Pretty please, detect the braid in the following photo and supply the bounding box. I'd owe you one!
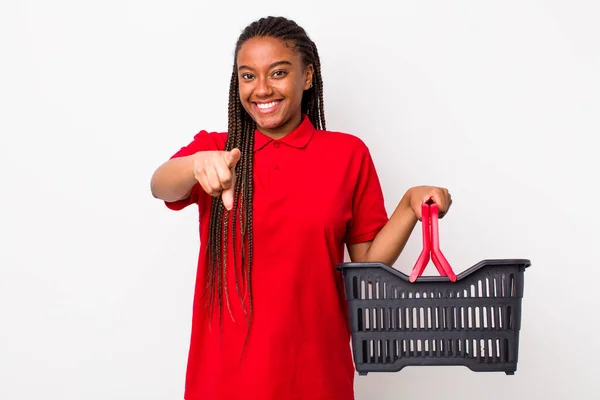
[205,15,326,340]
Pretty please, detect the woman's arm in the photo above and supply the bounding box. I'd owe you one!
[347,186,452,266]
[150,149,241,209]
[151,155,198,202]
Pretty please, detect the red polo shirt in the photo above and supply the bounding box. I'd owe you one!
[165,115,388,400]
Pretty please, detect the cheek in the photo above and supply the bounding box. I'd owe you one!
[237,88,253,113]
[238,87,249,103]
[279,81,304,104]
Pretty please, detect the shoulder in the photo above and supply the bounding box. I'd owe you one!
[312,129,381,176]
[189,130,228,150]
[314,129,370,154]
[170,130,228,159]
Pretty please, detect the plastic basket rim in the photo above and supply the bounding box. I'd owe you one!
[337,259,531,283]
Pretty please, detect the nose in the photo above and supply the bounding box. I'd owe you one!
[255,77,273,98]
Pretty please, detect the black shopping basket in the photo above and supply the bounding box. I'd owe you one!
[338,203,531,375]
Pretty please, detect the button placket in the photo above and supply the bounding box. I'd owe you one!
[273,141,281,171]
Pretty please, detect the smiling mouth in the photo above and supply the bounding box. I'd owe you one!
[254,100,281,114]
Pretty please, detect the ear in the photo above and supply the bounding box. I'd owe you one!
[303,64,314,90]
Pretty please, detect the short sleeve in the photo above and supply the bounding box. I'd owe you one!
[164,130,227,211]
[345,146,389,245]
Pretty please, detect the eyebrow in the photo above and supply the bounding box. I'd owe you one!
[238,60,293,71]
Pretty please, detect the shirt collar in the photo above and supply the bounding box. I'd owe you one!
[254,114,315,152]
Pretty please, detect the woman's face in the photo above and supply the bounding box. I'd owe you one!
[236,36,314,138]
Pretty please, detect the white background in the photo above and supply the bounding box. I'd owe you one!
[1,1,598,399]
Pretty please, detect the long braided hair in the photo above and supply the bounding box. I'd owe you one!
[205,16,327,332]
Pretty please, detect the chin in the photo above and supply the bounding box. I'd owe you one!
[254,113,286,130]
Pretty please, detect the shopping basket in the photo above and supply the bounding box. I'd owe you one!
[338,203,531,375]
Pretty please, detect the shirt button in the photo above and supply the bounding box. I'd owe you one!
[273,142,280,148]
[274,165,279,170]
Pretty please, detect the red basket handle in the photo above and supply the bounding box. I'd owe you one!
[409,203,457,282]
[409,203,432,281]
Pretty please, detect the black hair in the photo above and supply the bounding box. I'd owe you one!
[205,16,327,339]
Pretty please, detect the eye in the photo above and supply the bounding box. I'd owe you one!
[272,70,287,78]
[240,73,254,80]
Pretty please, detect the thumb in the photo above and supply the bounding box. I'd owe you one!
[224,148,241,169]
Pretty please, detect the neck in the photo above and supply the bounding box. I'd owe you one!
[258,113,303,140]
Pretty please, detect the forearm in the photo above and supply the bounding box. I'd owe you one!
[150,155,197,202]
[364,189,418,265]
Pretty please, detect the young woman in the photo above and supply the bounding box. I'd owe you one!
[151,15,452,400]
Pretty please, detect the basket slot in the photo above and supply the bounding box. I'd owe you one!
[488,339,496,361]
[493,338,500,361]
[359,278,365,299]
[357,308,363,331]
[427,307,433,329]
[413,308,419,329]
[496,306,503,329]
[396,307,402,330]
[360,277,368,300]
[493,338,500,362]
[502,273,512,297]
[411,307,417,330]
[494,274,499,297]
[466,307,470,327]
[510,274,516,297]
[481,307,486,329]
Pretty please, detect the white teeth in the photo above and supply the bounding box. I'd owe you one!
[257,101,279,109]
